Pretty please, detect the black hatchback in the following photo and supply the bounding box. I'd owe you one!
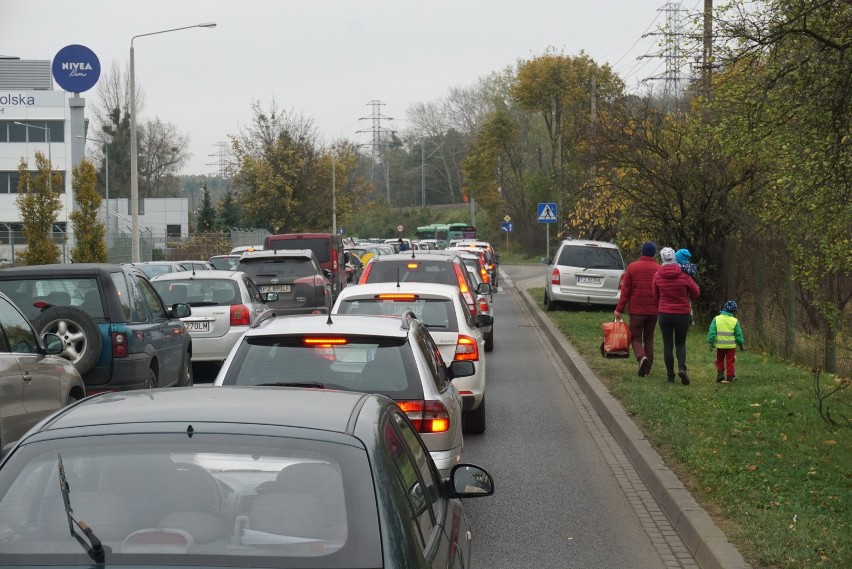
[238,249,330,314]
[0,264,193,394]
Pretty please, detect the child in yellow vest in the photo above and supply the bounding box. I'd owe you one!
[707,300,745,383]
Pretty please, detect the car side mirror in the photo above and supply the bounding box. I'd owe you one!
[476,314,494,328]
[172,303,192,318]
[444,464,494,497]
[42,333,63,355]
[476,282,492,295]
[541,257,552,265]
[265,293,279,302]
[323,269,333,279]
[447,360,475,380]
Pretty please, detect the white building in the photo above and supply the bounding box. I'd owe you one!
[0,56,188,263]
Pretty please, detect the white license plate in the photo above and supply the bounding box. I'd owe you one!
[577,276,603,285]
[185,321,210,333]
[260,285,291,293]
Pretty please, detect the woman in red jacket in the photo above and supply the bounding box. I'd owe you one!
[614,242,660,377]
[652,247,700,384]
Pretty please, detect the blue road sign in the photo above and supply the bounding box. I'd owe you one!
[537,203,557,223]
[501,221,513,232]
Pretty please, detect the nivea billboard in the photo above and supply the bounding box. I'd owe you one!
[52,44,100,92]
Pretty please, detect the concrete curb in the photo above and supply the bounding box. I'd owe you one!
[514,283,750,569]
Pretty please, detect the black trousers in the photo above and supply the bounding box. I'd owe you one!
[658,313,691,380]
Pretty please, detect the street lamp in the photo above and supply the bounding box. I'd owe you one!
[77,135,109,230]
[129,21,216,262]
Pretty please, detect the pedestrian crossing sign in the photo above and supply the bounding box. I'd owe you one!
[537,203,557,223]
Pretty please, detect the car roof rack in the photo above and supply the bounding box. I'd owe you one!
[251,309,278,329]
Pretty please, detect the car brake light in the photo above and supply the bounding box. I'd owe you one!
[359,262,373,284]
[230,304,251,326]
[376,294,418,301]
[112,331,128,358]
[479,298,489,312]
[480,267,490,283]
[453,265,470,294]
[397,400,451,433]
[304,337,349,345]
[551,268,561,285]
[332,250,339,272]
[454,335,479,362]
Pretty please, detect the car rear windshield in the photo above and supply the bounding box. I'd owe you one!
[267,238,331,263]
[208,256,240,270]
[153,279,240,307]
[336,297,458,332]
[0,433,381,567]
[365,260,458,286]
[557,246,624,270]
[238,257,317,280]
[221,336,424,399]
[136,264,179,278]
[0,278,104,320]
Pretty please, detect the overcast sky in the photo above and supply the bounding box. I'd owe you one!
[2,0,700,175]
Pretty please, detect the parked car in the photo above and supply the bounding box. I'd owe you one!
[151,270,269,365]
[176,260,212,272]
[237,249,330,315]
[207,255,242,271]
[0,388,493,566]
[213,312,477,476]
[230,245,264,255]
[543,239,626,310]
[124,261,188,279]
[0,264,193,393]
[0,292,85,451]
[333,283,492,433]
[455,253,495,352]
[263,233,347,301]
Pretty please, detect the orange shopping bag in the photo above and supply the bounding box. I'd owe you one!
[600,319,632,359]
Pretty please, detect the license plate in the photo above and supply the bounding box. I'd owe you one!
[185,321,210,333]
[260,285,291,293]
[577,276,603,285]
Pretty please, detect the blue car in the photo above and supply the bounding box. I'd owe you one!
[0,263,193,393]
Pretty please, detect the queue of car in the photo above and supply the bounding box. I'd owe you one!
[0,236,501,568]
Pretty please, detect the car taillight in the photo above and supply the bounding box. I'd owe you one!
[480,267,490,283]
[397,400,451,433]
[479,297,489,313]
[112,331,128,358]
[454,335,479,361]
[230,304,251,326]
[551,268,561,285]
[359,262,373,284]
[332,250,339,272]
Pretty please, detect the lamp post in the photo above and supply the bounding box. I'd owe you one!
[129,21,216,262]
[77,135,109,230]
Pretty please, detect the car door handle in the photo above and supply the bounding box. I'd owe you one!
[23,371,32,382]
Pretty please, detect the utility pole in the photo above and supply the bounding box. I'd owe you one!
[702,0,713,98]
[421,140,426,207]
[357,100,395,205]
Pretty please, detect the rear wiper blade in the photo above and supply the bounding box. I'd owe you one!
[256,381,326,389]
[57,454,107,564]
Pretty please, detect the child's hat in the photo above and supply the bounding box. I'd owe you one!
[675,249,692,265]
[660,247,676,263]
[723,300,738,313]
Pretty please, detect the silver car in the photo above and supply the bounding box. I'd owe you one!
[0,292,85,452]
[543,239,626,310]
[213,313,474,478]
[151,271,269,364]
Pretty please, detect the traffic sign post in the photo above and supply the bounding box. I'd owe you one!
[537,203,557,260]
[500,221,513,254]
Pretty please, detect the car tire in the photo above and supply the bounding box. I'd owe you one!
[463,399,486,434]
[544,290,558,312]
[33,306,103,375]
[180,351,193,387]
[144,368,157,390]
[484,329,494,352]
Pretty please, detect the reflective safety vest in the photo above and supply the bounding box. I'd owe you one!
[713,314,738,348]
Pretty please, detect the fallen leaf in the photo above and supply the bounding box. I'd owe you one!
[751,403,761,407]
[824,440,837,446]
[780,433,788,442]
[745,464,758,471]
[753,412,761,417]
[567,536,574,541]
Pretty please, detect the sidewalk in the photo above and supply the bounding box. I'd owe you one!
[508,271,750,569]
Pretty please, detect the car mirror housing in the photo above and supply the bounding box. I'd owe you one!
[42,333,63,355]
[448,360,475,379]
[476,282,492,295]
[476,314,494,328]
[444,464,494,497]
[172,303,192,318]
[541,257,552,265]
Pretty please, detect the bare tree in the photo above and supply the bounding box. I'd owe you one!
[138,118,190,198]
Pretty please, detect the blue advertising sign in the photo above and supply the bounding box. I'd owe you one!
[52,44,101,93]
[537,202,557,223]
[501,221,513,232]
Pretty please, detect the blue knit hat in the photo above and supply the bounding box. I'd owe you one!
[723,300,738,313]
[675,248,692,265]
[640,242,657,257]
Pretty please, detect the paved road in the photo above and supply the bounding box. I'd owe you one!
[460,264,698,568]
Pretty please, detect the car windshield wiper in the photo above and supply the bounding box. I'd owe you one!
[256,381,326,389]
[57,454,107,564]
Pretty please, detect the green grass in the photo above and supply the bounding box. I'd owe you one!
[528,288,851,569]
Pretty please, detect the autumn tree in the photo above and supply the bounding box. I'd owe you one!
[195,185,217,233]
[16,152,63,265]
[217,189,241,228]
[70,159,107,262]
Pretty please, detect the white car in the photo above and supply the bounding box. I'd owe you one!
[333,282,491,434]
[151,270,269,364]
[543,239,626,310]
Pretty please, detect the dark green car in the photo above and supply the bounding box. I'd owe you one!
[0,387,493,567]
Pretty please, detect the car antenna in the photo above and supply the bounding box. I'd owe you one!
[326,278,334,325]
[396,266,401,288]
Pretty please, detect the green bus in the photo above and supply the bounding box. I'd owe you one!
[446,223,476,243]
[415,224,450,248]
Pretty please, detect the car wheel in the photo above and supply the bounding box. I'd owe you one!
[33,306,103,375]
[484,329,494,352]
[144,368,157,390]
[544,290,557,312]
[463,399,486,434]
[180,352,193,387]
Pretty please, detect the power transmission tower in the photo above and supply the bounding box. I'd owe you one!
[357,100,396,204]
[639,2,689,108]
[206,141,230,180]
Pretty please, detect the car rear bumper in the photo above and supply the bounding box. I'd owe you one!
[190,328,248,362]
[548,283,620,306]
[451,366,485,409]
[84,353,151,393]
[430,445,463,479]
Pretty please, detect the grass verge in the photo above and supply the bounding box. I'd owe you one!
[528,287,850,569]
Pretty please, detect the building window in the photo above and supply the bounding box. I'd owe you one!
[8,122,27,142]
[0,171,65,194]
[166,224,182,239]
[0,121,64,143]
[127,197,145,216]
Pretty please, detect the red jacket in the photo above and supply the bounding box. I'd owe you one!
[616,255,660,315]
[652,263,700,314]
